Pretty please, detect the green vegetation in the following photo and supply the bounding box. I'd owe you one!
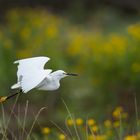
[0,100,140,140]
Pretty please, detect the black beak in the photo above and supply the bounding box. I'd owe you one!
[66,73,78,76]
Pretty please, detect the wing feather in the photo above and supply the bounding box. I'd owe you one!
[15,56,50,82]
[21,71,46,93]
[13,56,52,93]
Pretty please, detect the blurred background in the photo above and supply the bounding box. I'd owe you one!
[0,0,140,138]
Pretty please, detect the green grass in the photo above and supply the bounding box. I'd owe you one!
[0,97,140,140]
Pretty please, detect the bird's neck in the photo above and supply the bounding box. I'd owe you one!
[51,73,63,81]
[53,77,62,82]
[52,77,60,88]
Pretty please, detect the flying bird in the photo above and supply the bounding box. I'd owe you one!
[0,56,77,102]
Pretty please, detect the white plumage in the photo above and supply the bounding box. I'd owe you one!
[11,56,77,93]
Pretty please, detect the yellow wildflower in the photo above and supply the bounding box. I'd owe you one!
[110,34,127,48]
[76,118,83,126]
[112,106,123,119]
[103,43,113,54]
[67,119,74,126]
[92,125,99,133]
[45,24,58,38]
[124,135,137,140]
[128,23,140,40]
[87,119,96,126]
[59,134,66,140]
[104,120,112,128]
[88,135,95,140]
[0,96,7,103]
[96,135,107,140]
[67,34,83,56]
[42,127,50,135]
[113,121,120,128]
[88,135,107,140]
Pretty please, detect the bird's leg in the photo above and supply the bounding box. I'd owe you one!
[0,89,22,103]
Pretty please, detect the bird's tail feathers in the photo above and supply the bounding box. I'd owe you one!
[11,83,21,89]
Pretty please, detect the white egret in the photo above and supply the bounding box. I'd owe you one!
[0,56,77,102]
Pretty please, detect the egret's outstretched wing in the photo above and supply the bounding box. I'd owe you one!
[13,56,52,93]
[14,56,50,81]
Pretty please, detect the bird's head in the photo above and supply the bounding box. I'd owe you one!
[52,70,78,80]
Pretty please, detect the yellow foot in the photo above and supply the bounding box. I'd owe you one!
[0,96,7,103]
